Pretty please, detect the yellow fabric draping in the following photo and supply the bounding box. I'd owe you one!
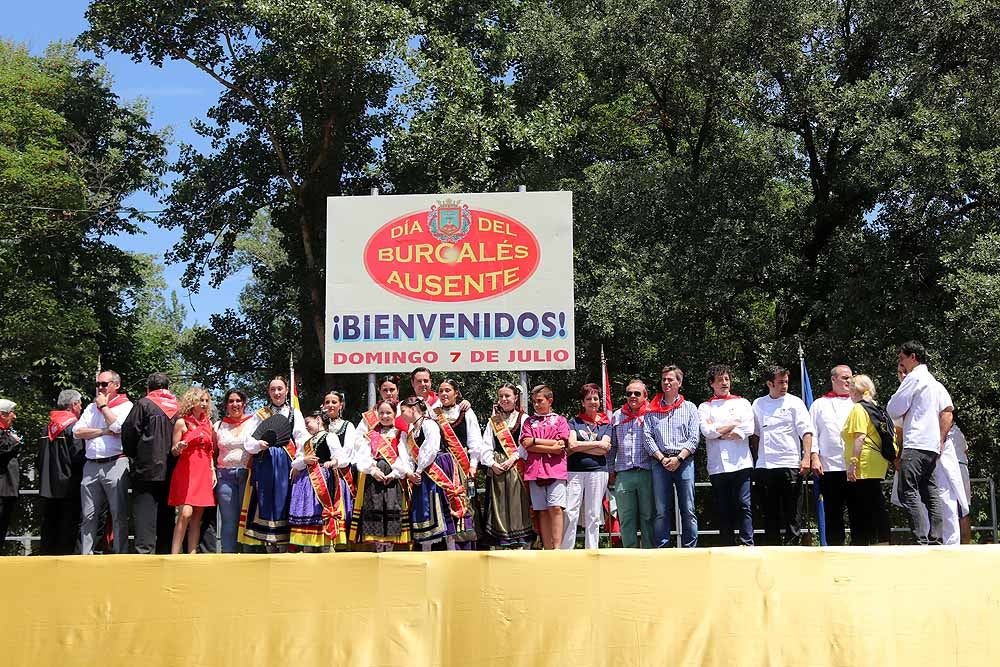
[1,546,996,666]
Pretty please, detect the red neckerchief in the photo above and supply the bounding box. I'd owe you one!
[823,392,851,399]
[576,411,610,425]
[106,393,129,409]
[48,410,78,441]
[704,394,742,402]
[183,413,213,445]
[619,400,649,423]
[648,393,685,414]
[222,414,253,426]
[145,389,178,419]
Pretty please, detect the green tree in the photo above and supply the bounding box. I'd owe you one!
[80,0,416,399]
[0,40,168,551]
[0,40,166,424]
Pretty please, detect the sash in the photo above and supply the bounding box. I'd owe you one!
[146,389,178,419]
[405,427,468,519]
[490,413,524,476]
[303,437,343,538]
[47,410,77,442]
[333,420,357,497]
[369,427,400,465]
[434,407,471,476]
[254,407,297,459]
[362,409,378,432]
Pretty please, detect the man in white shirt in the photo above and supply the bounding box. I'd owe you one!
[809,365,854,546]
[73,370,134,554]
[699,364,755,546]
[886,341,946,544]
[751,365,815,546]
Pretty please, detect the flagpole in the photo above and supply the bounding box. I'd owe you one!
[798,342,826,547]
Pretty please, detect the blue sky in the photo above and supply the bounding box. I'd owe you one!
[4,0,249,325]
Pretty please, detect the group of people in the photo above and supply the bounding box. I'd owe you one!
[0,340,972,554]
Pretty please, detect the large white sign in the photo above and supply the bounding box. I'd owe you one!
[325,191,575,373]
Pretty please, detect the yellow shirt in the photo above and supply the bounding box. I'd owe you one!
[841,403,889,480]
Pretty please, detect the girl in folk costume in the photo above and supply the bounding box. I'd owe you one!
[433,379,484,548]
[481,382,535,549]
[289,410,348,551]
[349,399,413,551]
[239,376,310,552]
[214,389,255,554]
[404,395,472,551]
[169,388,218,554]
[322,390,357,517]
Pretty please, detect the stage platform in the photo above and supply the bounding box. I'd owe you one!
[1,546,995,666]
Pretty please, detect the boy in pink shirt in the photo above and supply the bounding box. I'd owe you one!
[520,385,570,549]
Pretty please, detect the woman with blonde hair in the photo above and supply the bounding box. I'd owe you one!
[842,374,893,545]
[169,388,218,553]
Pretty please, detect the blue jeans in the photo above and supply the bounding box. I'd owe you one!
[215,468,248,553]
[650,457,698,547]
[710,468,754,546]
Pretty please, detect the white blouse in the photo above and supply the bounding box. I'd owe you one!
[354,425,413,479]
[214,418,256,469]
[480,411,528,467]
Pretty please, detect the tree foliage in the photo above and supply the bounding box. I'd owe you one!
[80,0,416,400]
[0,40,167,432]
[74,1,1000,532]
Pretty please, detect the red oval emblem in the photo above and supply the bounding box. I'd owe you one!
[363,202,541,302]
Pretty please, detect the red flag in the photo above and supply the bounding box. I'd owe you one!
[601,344,612,419]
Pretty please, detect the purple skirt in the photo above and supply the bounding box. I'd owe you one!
[288,467,353,526]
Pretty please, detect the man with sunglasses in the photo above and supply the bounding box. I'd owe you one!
[74,370,134,554]
[608,380,656,548]
[121,373,179,554]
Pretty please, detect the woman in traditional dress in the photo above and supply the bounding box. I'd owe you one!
[481,382,534,548]
[349,399,413,551]
[214,389,254,553]
[289,410,348,552]
[239,376,309,551]
[405,395,467,550]
[432,379,483,549]
[322,390,357,518]
[169,388,217,554]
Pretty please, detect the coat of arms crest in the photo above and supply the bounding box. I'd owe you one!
[428,199,472,243]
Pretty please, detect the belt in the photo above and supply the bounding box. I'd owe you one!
[87,453,126,464]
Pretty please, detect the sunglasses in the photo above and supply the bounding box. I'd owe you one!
[626,390,644,397]
[96,381,113,388]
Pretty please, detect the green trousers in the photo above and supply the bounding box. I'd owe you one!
[613,468,655,548]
